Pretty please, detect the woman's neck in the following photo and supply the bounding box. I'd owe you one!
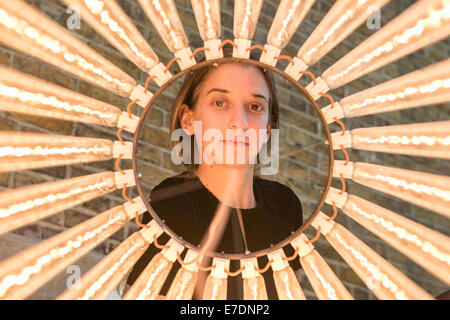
[194,164,256,209]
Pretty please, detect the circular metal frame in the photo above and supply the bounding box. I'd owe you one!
[132,56,334,260]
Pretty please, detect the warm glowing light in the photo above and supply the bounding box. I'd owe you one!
[137,0,188,53]
[0,172,120,235]
[331,59,450,118]
[202,258,229,300]
[319,0,450,90]
[234,0,263,39]
[261,0,315,65]
[341,194,450,285]
[0,66,124,127]
[57,220,164,300]
[123,239,184,300]
[166,250,199,300]
[268,250,306,300]
[349,121,450,159]
[191,0,221,41]
[267,0,315,49]
[298,0,391,66]
[0,131,116,172]
[166,268,198,300]
[292,234,354,300]
[313,214,434,300]
[62,0,160,72]
[0,204,133,299]
[241,258,268,300]
[351,162,450,217]
[0,1,137,97]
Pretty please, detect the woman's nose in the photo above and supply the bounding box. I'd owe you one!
[229,105,248,130]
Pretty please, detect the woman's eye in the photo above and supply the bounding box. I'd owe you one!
[250,103,263,112]
[213,100,225,107]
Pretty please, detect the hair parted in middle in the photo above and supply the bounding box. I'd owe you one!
[169,45,280,174]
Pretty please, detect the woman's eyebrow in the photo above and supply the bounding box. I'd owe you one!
[252,93,268,103]
[206,88,268,102]
[206,88,228,96]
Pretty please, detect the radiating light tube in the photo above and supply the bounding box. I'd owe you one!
[352,162,450,218]
[343,194,450,286]
[202,275,227,300]
[190,0,221,41]
[57,232,149,300]
[349,121,450,159]
[272,266,306,300]
[321,0,450,90]
[339,59,450,118]
[300,249,354,300]
[122,253,173,300]
[0,65,122,127]
[233,0,264,40]
[243,275,268,300]
[165,267,198,300]
[0,1,137,97]
[297,0,391,66]
[322,223,434,299]
[61,0,160,73]
[266,0,316,49]
[137,0,189,53]
[0,131,114,173]
[0,171,117,235]
[0,205,130,299]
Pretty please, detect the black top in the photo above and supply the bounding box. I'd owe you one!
[126,171,303,299]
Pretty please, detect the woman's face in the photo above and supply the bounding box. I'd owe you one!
[182,63,271,167]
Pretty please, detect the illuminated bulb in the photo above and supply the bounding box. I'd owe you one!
[0,3,136,97]
[320,219,434,300]
[165,250,199,300]
[0,66,123,127]
[0,131,116,173]
[191,0,220,41]
[0,205,130,299]
[261,0,315,65]
[342,195,450,286]
[292,234,354,300]
[123,239,184,300]
[351,162,450,218]
[243,275,268,300]
[350,121,450,159]
[272,267,306,300]
[338,58,450,118]
[202,275,227,300]
[58,221,163,300]
[268,250,306,300]
[123,253,171,300]
[0,172,118,235]
[137,0,188,53]
[165,268,198,300]
[267,0,315,49]
[297,0,392,66]
[202,258,229,300]
[321,0,450,90]
[62,0,160,72]
[233,0,263,39]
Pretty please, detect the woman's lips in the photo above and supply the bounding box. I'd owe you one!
[222,140,249,146]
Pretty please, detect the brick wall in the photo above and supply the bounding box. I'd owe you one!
[0,0,448,299]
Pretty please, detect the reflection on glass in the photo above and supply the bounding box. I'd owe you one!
[129,47,330,299]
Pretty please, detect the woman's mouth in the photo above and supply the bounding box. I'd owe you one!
[222,140,249,146]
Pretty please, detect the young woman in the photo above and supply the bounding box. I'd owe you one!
[126,48,303,300]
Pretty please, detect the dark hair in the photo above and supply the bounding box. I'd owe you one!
[170,46,280,174]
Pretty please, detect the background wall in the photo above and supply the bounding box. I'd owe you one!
[0,0,448,299]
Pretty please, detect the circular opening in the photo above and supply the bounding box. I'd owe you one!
[133,57,333,260]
